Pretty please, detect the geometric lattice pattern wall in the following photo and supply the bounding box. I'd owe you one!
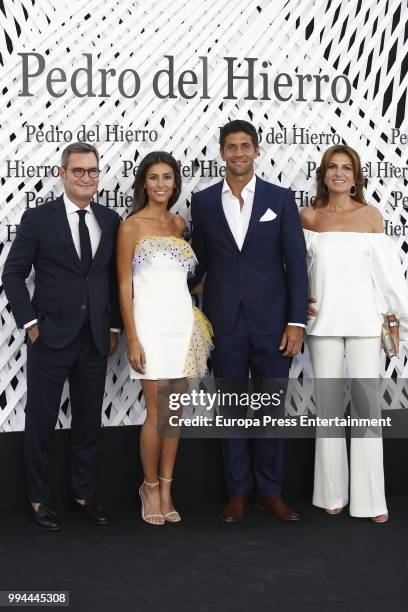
[1,0,408,431]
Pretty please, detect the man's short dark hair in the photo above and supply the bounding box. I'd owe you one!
[219,120,259,149]
[61,142,99,167]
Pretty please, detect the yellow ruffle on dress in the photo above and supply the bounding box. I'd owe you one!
[183,306,213,378]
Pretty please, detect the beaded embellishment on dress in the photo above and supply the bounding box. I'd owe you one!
[133,236,197,273]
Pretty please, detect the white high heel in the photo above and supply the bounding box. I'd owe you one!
[139,480,165,525]
[159,476,181,523]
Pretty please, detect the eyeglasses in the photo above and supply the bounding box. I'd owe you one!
[69,167,101,178]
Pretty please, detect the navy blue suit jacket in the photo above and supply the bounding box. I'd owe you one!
[2,196,121,356]
[189,176,308,337]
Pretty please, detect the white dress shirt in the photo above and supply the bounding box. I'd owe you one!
[24,192,119,332]
[64,192,102,259]
[221,174,256,251]
[221,175,304,329]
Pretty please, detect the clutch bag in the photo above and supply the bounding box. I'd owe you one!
[381,325,397,358]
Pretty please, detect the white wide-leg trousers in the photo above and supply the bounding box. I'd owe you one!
[307,336,387,517]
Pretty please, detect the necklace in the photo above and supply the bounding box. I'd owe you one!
[136,214,170,229]
[157,215,169,229]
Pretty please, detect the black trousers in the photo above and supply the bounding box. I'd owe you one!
[24,322,107,504]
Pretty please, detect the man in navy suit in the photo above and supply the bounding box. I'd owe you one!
[2,143,121,530]
[190,120,308,522]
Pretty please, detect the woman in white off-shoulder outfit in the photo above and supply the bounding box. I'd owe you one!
[300,145,408,523]
[117,152,213,525]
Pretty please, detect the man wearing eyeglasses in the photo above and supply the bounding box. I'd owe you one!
[2,142,121,530]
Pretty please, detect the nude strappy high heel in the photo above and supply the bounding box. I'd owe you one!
[159,476,181,523]
[139,480,165,525]
[325,507,343,515]
[371,513,389,523]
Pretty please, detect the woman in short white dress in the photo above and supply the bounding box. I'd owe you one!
[117,152,213,525]
[301,145,408,523]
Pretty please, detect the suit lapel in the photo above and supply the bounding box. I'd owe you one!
[241,177,266,251]
[89,203,109,271]
[52,196,83,272]
[214,181,240,251]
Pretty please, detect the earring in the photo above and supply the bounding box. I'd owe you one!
[350,184,356,196]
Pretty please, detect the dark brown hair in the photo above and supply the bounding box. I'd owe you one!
[129,151,182,216]
[314,145,367,208]
[219,120,259,150]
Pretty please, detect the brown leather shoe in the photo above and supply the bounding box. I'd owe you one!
[255,495,300,521]
[221,496,248,523]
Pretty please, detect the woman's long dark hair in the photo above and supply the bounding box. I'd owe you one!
[129,151,182,216]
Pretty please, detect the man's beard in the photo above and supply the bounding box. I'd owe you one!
[228,163,251,176]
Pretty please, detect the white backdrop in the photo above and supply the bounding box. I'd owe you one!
[1,0,408,431]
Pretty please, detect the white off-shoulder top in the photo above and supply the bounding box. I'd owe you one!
[304,229,408,338]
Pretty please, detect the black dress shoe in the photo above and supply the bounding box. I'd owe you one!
[72,499,109,525]
[31,503,61,531]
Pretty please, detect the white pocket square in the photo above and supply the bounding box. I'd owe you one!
[259,208,277,222]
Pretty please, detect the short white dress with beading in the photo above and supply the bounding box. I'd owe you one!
[130,235,213,380]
